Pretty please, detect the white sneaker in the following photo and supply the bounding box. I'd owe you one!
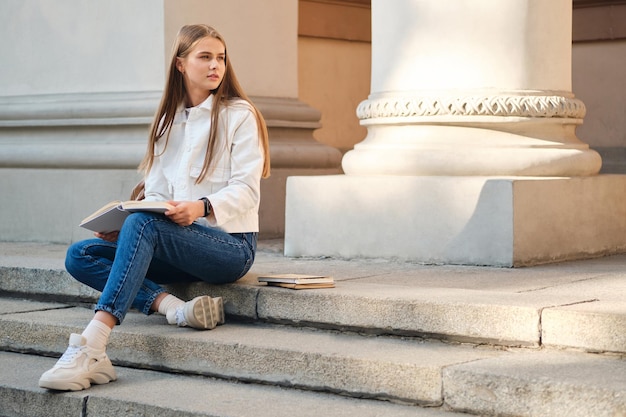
[39,333,117,391]
[213,296,225,325]
[175,295,224,330]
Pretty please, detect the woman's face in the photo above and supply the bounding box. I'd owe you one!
[177,36,226,105]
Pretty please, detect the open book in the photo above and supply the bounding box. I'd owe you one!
[257,274,335,289]
[79,200,174,233]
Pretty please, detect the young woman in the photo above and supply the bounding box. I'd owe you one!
[39,24,270,391]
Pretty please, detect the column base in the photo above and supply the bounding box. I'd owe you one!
[285,174,626,267]
[342,120,602,177]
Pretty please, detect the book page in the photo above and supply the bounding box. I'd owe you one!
[267,282,336,289]
[79,205,128,233]
[121,200,173,213]
[79,200,174,233]
[257,274,334,284]
[80,201,122,224]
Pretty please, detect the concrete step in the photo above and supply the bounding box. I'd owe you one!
[1,297,625,417]
[0,298,497,406]
[0,351,466,417]
[443,351,626,417]
[1,241,625,416]
[1,241,625,353]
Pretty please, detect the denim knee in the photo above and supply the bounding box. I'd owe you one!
[64,238,117,289]
[65,240,86,280]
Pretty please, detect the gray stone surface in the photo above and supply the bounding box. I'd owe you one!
[536,273,626,353]
[542,301,626,353]
[0,351,466,417]
[2,241,625,352]
[0,298,64,315]
[0,300,499,405]
[442,351,626,417]
[256,285,547,345]
[0,266,99,301]
[0,241,625,416]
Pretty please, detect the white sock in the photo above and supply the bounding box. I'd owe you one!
[81,319,112,352]
[157,294,185,325]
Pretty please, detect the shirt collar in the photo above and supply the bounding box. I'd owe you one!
[196,94,215,111]
[178,94,215,114]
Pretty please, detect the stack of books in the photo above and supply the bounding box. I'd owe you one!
[257,274,335,290]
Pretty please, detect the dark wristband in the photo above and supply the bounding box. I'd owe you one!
[200,197,212,217]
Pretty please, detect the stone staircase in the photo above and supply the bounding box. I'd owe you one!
[0,241,624,417]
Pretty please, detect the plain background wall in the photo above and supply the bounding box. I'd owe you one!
[573,40,626,149]
[0,0,165,96]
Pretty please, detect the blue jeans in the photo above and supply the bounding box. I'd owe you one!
[65,212,256,324]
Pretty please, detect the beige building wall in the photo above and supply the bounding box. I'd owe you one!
[164,0,298,99]
[572,3,626,173]
[299,37,370,154]
[298,0,370,155]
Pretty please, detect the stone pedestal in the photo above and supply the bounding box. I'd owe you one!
[284,0,625,265]
[285,175,626,267]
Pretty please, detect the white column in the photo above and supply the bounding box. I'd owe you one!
[342,0,601,176]
[285,0,626,266]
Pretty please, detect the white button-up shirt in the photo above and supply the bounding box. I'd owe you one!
[143,95,264,233]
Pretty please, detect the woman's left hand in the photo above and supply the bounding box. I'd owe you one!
[95,231,119,242]
[165,200,205,226]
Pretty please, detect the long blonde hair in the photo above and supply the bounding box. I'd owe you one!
[139,24,270,181]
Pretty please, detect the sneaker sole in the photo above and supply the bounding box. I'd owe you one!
[184,295,218,330]
[212,296,225,325]
[39,362,117,391]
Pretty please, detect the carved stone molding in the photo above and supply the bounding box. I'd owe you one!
[0,91,341,170]
[0,91,322,130]
[357,93,587,121]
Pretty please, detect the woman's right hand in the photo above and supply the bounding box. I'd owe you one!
[95,231,119,242]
